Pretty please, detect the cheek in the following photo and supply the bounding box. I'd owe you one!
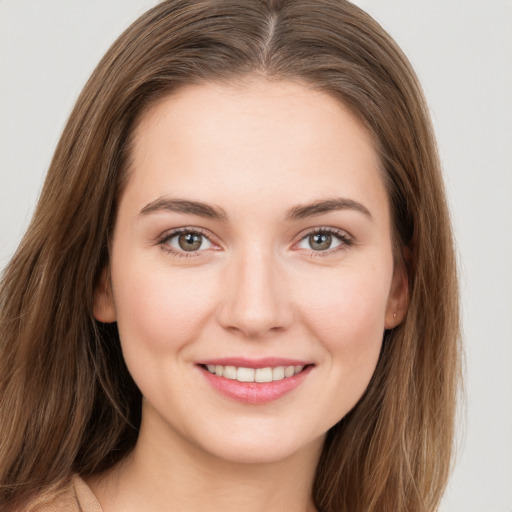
[296,267,390,426]
[294,264,390,367]
[112,259,219,355]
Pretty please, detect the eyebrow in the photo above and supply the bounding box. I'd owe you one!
[139,196,371,222]
[285,197,372,220]
[139,198,228,221]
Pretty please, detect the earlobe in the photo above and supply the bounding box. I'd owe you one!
[384,261,409,329]
[93,266,117,323]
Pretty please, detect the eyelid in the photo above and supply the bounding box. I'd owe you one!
[293,226,354,255]
[157,227,221,257]
[155,225,353,258]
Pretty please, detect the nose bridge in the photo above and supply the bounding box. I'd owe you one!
[218,242,291,338]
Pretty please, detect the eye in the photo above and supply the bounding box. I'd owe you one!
[296,228,352,253]
[161,229,213,254]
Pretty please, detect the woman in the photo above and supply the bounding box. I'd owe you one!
[0,1,460,511]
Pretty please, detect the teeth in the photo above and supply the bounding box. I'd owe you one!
[255,367,273,382]
[284,366,295,378]
[272,366,285,380]
[223,366,237,380]
[237,367,255,382]
[205,364,305,382]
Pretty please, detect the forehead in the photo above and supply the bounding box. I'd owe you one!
[133,78,377,160]
[124,79,386,218]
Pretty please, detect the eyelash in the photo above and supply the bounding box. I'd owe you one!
[157,226,353,258]
[296,227,354,257]
[157,227,215,258]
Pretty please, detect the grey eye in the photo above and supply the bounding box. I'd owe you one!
[310,233,332,251]
[167,232,212,252]
[298,232,343,251]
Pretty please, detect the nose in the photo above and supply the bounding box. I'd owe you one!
[217,247,294,339]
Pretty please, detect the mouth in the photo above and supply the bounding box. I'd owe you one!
[197,359,314,405]
[201,364,307,383]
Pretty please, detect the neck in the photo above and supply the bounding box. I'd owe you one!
[89,410,323,512]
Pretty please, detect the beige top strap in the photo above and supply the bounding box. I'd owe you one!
[72,474,103,512]
[24,474,103,512]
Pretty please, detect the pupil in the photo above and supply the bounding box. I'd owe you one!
[178,233,202,251]
[310,233,331,250]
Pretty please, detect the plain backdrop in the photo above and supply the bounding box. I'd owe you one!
[1,1,511,510]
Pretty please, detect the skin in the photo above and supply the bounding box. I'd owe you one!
[92,78,407,512]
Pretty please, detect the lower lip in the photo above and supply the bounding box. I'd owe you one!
[199,365,312,405]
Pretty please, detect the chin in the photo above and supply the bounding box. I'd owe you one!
[190,425,326,466]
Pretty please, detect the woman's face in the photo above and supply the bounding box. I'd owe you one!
[95,79,406,465]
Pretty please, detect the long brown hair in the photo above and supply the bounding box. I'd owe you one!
[0,1,460,510]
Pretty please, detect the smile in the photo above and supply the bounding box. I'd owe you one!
[205,364,304,383]
[198,360,313,405]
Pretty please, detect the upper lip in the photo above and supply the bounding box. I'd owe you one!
[196,357,313,369]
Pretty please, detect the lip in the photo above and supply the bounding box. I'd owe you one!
[197,360,314,405]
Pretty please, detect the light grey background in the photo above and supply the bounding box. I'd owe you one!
[1,1,511,510]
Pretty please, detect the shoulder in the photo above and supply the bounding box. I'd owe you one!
[21,475,102,512]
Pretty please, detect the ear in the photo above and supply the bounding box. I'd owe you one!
[93,266,117,323]
[384,259,409,329]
